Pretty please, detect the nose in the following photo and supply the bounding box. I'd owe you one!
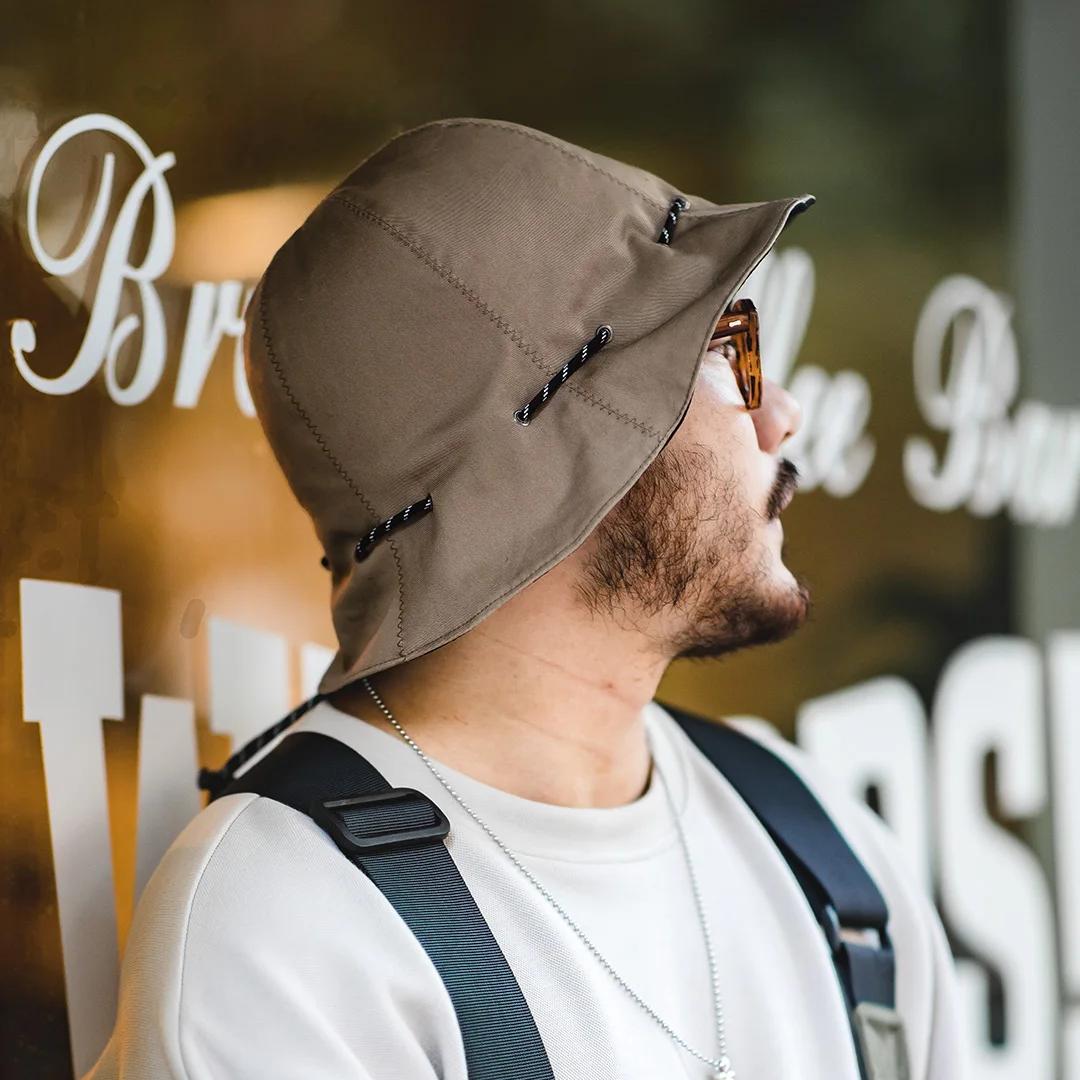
[751,377,802,453]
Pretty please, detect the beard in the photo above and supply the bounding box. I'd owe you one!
[575,440,810,660]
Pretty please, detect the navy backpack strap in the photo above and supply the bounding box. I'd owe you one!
[206,717,555,1080]
[659,700,908,1080]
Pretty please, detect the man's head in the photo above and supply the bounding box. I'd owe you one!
[572,337,809,661]
[242,117,814,696]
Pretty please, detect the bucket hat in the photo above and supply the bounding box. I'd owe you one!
[243,117,813,696]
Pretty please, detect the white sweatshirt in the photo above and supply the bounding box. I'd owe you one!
[87,700,965,1079]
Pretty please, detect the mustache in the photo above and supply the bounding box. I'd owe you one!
[766,458,800,520]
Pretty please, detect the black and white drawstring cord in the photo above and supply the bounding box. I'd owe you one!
[319,493,435,571]
[354,493,433,562]
[197,692,328,798]
[657,196,689,245]
[514,324,613,426]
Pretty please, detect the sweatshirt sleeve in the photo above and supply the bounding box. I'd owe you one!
[921,882,969,1080]
[83,794,466,1080]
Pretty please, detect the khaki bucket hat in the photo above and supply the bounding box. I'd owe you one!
[243,117,813,697]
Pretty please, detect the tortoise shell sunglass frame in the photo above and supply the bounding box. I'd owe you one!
[709,298,762,410]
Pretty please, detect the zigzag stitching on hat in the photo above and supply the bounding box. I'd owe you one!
[330,194,661,440]
[391,119,727,219]
[396,118,672,212]
[257,272,408,659]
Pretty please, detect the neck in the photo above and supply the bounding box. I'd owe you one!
[327,552,673,808]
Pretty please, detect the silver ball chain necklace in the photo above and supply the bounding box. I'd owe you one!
[360,677,736,1080]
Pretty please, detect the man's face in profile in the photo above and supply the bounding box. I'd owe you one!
[574,332,810,660]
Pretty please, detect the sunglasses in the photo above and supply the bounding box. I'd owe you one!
[709,298,762,410]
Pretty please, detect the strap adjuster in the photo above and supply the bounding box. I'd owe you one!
[820,903,886,954]
[853,1002,911,1079]
[311,788,451,856]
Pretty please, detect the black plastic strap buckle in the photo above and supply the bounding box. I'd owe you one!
[311,788,451,857]
[820,903,888,954]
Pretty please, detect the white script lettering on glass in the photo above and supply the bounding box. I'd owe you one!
[904,274,1080,526]
[743,250,876,497]
[10,113,254,414]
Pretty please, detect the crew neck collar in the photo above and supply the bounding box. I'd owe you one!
[290,699,690,863]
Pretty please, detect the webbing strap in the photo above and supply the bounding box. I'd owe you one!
[660,701,897,1078]
[218,730,555,1080]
